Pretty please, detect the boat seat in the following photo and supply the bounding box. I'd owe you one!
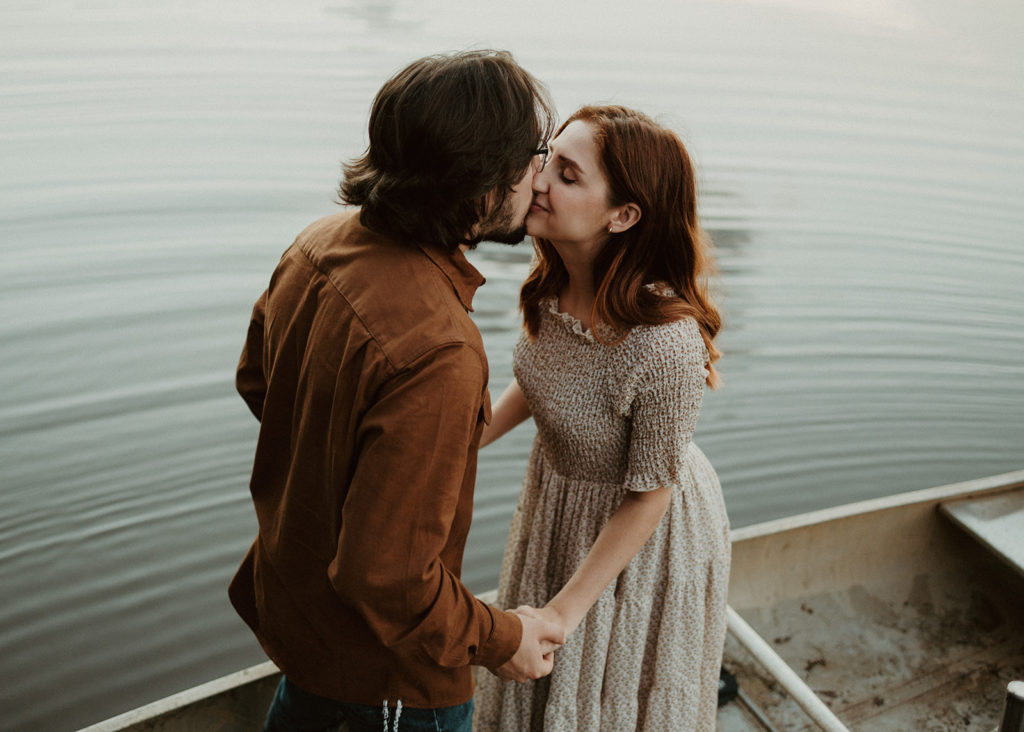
[939,485,1024,579]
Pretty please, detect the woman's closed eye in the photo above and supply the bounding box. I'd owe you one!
[559,170,577,184]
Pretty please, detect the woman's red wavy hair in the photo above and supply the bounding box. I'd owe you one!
[520,105,722,388]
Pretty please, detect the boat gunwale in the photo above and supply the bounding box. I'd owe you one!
[730,469,1024,543]
[76,661,280,732]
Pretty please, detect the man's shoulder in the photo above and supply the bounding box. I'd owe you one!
[286,209,360,258]
[291,210,485,372]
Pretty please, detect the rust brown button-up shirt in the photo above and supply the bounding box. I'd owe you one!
[229,210,521,708]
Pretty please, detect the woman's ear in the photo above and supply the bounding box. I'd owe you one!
[608,203,642,234]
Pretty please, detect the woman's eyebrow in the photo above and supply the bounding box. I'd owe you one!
[553,152,583,175]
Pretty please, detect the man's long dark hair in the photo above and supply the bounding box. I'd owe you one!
[340,50,555,252]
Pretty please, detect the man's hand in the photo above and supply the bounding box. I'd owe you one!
[491,609,565,682]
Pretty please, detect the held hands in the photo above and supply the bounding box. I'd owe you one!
[491,607,567,683]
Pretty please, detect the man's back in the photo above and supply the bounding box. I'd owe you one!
[230,210,519,708]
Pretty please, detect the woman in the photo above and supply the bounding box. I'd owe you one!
[474,106,729,731]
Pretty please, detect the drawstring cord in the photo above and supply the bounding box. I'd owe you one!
[381,699,403,732]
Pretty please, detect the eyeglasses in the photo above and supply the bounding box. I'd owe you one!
[532,146,549,171]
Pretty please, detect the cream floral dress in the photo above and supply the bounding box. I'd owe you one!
[474,296,730,732]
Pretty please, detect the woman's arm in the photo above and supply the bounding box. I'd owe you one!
[519,487,672,636]
[480,378,532,448]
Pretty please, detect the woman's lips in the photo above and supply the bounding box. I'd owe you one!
[529,202,547,213]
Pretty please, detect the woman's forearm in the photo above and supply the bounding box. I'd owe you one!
[480,378,531,448]
[546,487,671,634]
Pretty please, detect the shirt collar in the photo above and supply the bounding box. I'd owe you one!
[417,242,486,312]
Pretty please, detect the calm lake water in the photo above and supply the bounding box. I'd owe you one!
[2,1,1022,729]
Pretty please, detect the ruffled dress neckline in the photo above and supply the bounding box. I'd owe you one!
[542,282,676,344]
[543,295,598,343]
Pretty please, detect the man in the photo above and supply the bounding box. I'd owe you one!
[230,50,562,732]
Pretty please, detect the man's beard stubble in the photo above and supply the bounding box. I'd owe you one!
[477,192,529,246]
[482,221,527,245]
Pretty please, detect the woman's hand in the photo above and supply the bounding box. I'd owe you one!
[492,611,563,682]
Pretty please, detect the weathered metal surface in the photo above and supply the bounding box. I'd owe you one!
[721,471,1024,731]
[726,606,849,730]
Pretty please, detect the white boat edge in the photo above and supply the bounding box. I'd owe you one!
[76,468,1024,732]
[77,662,282,732]
[730,468,1024,543]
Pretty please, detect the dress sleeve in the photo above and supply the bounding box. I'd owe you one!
[623,320,710,492]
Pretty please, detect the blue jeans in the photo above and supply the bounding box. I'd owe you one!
[263,675,474,732]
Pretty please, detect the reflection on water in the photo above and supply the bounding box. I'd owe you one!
[1,1,1023,729]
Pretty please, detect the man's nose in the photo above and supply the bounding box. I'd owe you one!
[532,167,548,193]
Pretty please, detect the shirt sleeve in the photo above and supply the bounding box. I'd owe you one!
[623,320,710,492]
[236,290,268,421]
[327,342,522,670]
